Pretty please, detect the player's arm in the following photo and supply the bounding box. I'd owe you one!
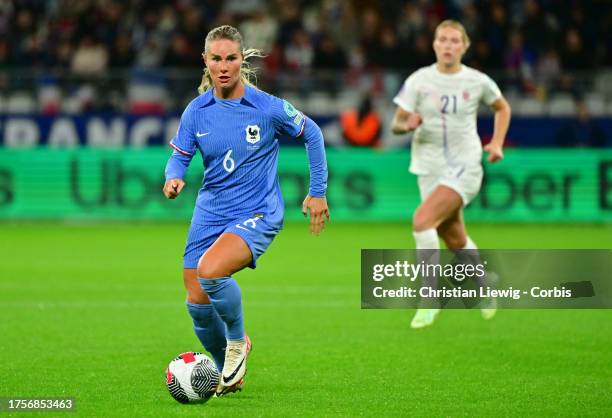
[163,155,190,199]
[273,98,329,235]
[300,117,330,236]
[484,97,511,163]
[392,74,420,135]
[391,106,422,135]
[163,110,197,199]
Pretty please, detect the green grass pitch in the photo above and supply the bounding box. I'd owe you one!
[1,222,611,417]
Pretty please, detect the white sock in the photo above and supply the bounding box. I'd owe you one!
[455,236,488,290]
[462,236,478,250]
[413,228,439,308]
[413,228,439,250]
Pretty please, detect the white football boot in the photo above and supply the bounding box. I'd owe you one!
[410,308,440,329]
[481,272,499,320]
[216,335,251,396]
[480,297,497,320]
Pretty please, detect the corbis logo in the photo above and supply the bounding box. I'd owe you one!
[245,125,260,144]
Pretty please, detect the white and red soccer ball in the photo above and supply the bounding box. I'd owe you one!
[165,352,219,403]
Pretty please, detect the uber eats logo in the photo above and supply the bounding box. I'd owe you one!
[471,161,612,211]
[2,153,610,218]
[67,159,374,211]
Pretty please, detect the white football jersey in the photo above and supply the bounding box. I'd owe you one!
[393,64,502,175]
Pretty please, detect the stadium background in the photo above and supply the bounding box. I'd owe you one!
[1,0,611,416]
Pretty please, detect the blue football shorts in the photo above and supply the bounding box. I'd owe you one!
[183,215,281,269]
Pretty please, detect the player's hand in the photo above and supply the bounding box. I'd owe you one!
[484,142,504,163]
[407,112,422,130]
[302,196,330,236]
[163,178,185,199]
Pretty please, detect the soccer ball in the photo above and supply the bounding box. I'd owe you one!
[165,352,219,404]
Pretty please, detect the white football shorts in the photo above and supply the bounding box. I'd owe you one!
[417,164,483,206]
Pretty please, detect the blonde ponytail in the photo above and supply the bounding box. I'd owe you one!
[198,26,264,94]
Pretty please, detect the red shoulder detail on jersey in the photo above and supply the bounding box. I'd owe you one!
[296,117,306,138]
[170,142,192,156]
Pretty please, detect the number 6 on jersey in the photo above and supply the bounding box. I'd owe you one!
[223,149,235,173]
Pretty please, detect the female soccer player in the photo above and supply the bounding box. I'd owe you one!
[391,20,511,329]
[163,25,329,395]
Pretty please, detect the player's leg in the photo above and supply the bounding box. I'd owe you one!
[197,232,253,393]
[410,185,463,328]
[413,185,464,233]
[183,223,229,372]
[198,216,280,393]
[437,208,497,319]
[436,207,466,250]
[197,233,252,342]
[183,268,227,371]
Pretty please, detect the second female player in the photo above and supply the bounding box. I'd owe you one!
[391,20,511,329]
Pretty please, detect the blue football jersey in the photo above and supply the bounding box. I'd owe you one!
[169,85,307,226]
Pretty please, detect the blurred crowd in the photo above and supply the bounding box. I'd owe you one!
[0,0,610,146]
[1,0,612,116]
[2,0,611,74]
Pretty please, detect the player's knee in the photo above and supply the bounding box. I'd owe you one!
[412,210,433,232]
[183,269,209,304]
[197,258,227,279]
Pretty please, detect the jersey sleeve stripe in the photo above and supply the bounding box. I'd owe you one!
[169,142,193,156]
[296,117,306,137]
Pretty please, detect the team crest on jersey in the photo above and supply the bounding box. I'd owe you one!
[463,90,470,100]
[245,125,261,144]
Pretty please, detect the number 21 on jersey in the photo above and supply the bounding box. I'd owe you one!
[441,95,457,114]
